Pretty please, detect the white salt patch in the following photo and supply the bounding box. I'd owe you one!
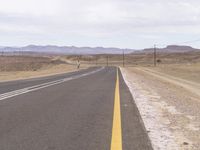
[186,115,195,120]
[186,124,199,131]
[166,105,182,115]
[156,101,182,115]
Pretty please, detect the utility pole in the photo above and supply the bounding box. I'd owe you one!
[106,55,109,66]
[77,55,80,69]
[96,55,97,65]
[154,44,157,67]
[122,50,125,67]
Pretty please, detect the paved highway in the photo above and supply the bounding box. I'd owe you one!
[0,67,152,150]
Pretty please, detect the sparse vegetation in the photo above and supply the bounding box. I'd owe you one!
[1,50,200,81]
[64,51,200,66]
[0,55,85,81]
[0,56,68,72]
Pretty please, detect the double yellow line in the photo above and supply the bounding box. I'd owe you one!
[110,68,122,150]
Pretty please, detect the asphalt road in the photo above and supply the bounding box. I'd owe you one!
[0,67,152,150]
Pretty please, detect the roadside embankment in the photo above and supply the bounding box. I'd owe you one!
[120,66,200,150]
[0,56,88,82]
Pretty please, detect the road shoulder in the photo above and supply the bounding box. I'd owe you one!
[120,67,200,149]
[119,68,153,150]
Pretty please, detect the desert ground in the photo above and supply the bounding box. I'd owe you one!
[0,55,88,81]
[63,51,200,66]
[119,52,200,149]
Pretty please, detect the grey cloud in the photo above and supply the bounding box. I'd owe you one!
[0,0,200,48]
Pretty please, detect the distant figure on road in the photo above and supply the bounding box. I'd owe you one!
[77,60,80,69]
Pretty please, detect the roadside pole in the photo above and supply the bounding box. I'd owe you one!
[107,55,109,66]
[123,50,125,67]
[154,44,157,67]
[96,55,97,65]
[77,55,80,69]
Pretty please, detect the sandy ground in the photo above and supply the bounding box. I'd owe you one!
[121,65,200,150]
[0,64,86,82]
[0,56,90,82]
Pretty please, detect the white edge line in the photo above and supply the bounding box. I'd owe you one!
[0,67,104,101]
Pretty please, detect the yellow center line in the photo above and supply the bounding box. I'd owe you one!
[110,68,122,150]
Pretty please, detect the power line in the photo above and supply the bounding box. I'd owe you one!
[174,38,200,45]
[151,37,200,67]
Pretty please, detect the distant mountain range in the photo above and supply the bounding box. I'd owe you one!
[0,45,199,55]
[140,45,200,53]
[0,45,134,55]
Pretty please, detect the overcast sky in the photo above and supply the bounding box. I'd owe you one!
[0,0,200,49]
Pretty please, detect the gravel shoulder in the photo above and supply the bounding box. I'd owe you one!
[120,66,200,150]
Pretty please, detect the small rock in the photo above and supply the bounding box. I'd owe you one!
[183,142,189,145]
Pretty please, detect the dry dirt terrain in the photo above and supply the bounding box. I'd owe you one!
[125,51,200,66]
[121,64,200,150]
[0,56,86,81]
[65,51,200,67]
